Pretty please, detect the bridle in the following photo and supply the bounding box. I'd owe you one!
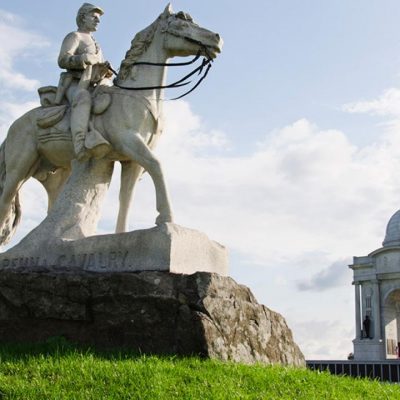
[111,33,214,100]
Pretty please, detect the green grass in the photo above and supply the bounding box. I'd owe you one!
[0,338,399,399]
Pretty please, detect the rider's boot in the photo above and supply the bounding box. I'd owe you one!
[86,121,111,159]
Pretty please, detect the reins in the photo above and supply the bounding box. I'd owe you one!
[111,39,214,100]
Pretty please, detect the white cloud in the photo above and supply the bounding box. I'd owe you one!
[159,100,230,153]
[156,108,400,270]
[0,9,49,91]
[343,88,400,117]
[293,319,354,360]
[297,258,352,292]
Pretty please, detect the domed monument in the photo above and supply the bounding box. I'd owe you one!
[351,209,400,360]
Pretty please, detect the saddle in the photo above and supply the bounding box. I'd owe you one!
[36,85,112,158]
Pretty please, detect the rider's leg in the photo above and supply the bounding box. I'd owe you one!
[70,88,91,161]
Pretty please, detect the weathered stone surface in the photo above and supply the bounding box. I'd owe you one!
[0,224,228,276]
[0,270,304,366]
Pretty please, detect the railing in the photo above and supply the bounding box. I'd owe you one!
[307,360,400,383]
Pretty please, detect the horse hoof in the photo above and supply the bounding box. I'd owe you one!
[155,214,173,225]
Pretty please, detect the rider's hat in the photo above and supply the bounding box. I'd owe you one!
[78,3,104,16]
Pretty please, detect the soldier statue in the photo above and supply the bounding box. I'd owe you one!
[56,2,112,160]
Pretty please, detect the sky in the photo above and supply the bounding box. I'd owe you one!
[2,0,400,360]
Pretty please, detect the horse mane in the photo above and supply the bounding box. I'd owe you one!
[118,15,163,81]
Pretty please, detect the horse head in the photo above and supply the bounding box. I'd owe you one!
[117,5,223,85]
[161,4,223,59]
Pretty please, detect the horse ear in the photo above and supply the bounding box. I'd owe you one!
[162,3,173,16]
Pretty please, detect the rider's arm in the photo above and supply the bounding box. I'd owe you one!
[58,32,86,70]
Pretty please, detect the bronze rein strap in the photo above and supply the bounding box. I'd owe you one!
[111,38,214,100]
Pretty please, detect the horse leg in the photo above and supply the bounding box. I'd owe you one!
[116,161,143,233]
[116,132,173,225]
[0,157,39,221]
[0,147,39,245]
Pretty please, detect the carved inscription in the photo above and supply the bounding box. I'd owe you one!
[2,250,129,270]
[2,257,42,269]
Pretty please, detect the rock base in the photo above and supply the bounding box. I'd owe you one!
[0,270,304,366]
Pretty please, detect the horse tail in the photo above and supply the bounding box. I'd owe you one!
[0,140,21,245]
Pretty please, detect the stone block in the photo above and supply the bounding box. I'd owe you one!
[0,224,228,276]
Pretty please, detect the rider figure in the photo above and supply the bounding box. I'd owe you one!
[57,3,111,161]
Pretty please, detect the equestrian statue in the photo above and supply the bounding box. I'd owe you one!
[0,3,222,247]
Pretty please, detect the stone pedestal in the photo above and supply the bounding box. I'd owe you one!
[0,224,228,276]
[353,339,385,361]
[0,270,304,366]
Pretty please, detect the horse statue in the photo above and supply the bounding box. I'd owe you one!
[0,5,222,246]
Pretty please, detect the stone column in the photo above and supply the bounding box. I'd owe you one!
[355,282,361,340]
[372,280,382,340]
[6,158,114,254]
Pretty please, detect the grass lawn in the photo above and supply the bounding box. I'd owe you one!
[0,338,399,399]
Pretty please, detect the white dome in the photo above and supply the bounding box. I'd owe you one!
[383,210,400,247]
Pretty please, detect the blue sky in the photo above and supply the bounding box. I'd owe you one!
[2,1,400,359]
